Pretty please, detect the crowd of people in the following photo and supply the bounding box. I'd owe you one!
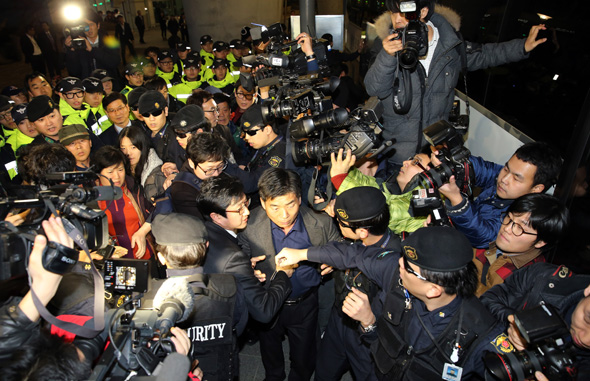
[0,1,588,380]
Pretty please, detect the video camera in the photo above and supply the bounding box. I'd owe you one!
[484,304,577,381]
[64,23,89,51]
[0,171,119,281]
[290,97,394,165]
[390,0,429,71]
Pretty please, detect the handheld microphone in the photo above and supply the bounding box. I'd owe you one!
[153,277,195,337]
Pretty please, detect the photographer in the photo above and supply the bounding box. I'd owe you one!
[433,141,562,248]
[366,0,547,168]
[480,263,590,379]
[64,9,120,84]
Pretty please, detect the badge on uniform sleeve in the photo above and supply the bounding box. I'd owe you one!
[268,156,282,168]
[491,333,514,353]
[442,363,463,381]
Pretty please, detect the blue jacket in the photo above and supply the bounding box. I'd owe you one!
[445,155,512,248]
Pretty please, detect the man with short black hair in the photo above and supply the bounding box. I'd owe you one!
[206,58,235,94]
[121,62,144,96]
[199,35,214,76]
[115,15,136,65]
[21,25,45,74]
[473,193,569,296]
[238,167,341,381]
[24,72,54,100]
[155,50,182,87]
[435,141,563,248]
[169,57,205,103]
[276,226,511,380]
[135,10,145,44]
[198,175,293,325]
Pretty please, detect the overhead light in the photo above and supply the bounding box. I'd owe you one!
[537,13,552,20]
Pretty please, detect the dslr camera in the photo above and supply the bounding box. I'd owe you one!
[484,304,577,380]
[390,0,429,70]
[64,23,89,50]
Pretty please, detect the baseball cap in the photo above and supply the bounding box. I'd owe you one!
[335,187,387,223]
[27,95,58,122]
[211,58,229,69]
[200,35,213,45]
[1,86,24,97]
[241,104,265,131]
[138,90,166,115]
[402,226,473,272]
[176,41,191,51]
[152,213,208,245]
[11,103,28,124]
[171,105,206,131]
[125,62,143,75]
[128,87,148,110]
[58,124,90,146]
[57,77,84,93]
[82,77,104,93]
[0,95,14,113]
[157,50,174,62]
[91,69,113,82]
[212,41,229,52]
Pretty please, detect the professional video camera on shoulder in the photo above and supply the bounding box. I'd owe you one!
[289,97,394,165]
[0,171,121,281]
[484,304,577,381]
[62,5,89,51]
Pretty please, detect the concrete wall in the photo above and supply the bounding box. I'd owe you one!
[181,0,283,44]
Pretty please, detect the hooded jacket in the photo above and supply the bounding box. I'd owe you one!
[365,5,528,165]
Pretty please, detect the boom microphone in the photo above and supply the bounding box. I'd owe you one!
[153,277,195,337]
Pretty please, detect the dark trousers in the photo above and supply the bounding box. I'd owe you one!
[259,289,319,381]
[44,50,59,77]
[315,307,377,381]
[120,39,136,65]
[30,54,45,75]
[138,28,145,43]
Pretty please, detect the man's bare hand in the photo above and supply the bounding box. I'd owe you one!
[161,162,179,177]
[169,327,191,356]
[251,255,267,282]
[524,24,547,53]
[438,175,463,206]
[342,287,375,327]
[275,248,307,268]
[330,148,356,178]
[296,33,314,56]
[507,315,527,351]
[320,263,334,276]
[382,32,403,56]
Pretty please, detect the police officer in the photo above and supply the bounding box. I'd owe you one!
[151,213,247,380]
[224,103,286,200]
[316,186,400,380]
[155,50,182,88]
[206,58,236,95]
[168,57,205,104]
[121,62,144,97]
[276,226,513,380]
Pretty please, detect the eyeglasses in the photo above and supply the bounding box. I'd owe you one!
[64,90,85,99]
[174,129,197,139]
[203,107,219,114]
[407,155,427,172]
[141,109,164,118]
[226,198,251,215]
[241,128,262,137]
[160,60,174,66]
[0,111,12,121]
[197,161,227,176]
[501,214,538,237]
[107,105,128,114]
[236,91,254,100]
[403,256,428,281]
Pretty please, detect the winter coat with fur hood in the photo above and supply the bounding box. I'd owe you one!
[365,5,529,165]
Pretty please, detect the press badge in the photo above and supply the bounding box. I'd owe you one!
[442,363,463,381]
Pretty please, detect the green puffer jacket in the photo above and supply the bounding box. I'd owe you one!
[337,168,426,234]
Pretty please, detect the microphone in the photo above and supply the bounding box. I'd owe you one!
[70,186,123,202]
[153,277,195,337]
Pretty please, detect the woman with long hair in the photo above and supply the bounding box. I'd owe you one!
[118,125,166,202]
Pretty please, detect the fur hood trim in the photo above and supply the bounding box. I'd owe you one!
[374,4,461,40]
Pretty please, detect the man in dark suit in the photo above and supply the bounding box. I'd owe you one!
[115,15,136,65]
[134,11,146,44]
[238,168,341,381]
[198,175,293,324]
[37,22,60,78]
[21,25,45,74]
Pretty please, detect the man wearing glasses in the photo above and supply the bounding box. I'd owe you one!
[276,226,511,380]
[156,50,182,88]
[473,193,568,297]
[433,141,563,249]
[100,92,143,146]
[0,96,17,140]
[169,57,206,104]
[198,175,293,325]
[231,83,257,125]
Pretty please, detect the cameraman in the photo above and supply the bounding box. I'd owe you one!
[64,8,120,84]
[433,141,562,248]
[366,0,547,168]
[480,263,590,379]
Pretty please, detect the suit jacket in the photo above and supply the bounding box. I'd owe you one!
[20,34,39,62]
[37,30,58,54]
[203,221,292,323]
[135,15,145,30]
[115,22,134,42]
[238,204,341,278]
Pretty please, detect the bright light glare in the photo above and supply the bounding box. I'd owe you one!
[553,74,559,81]
[63,5,82,21]
[537,13,552,20]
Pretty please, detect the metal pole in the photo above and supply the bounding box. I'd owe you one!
[300,0,316,37]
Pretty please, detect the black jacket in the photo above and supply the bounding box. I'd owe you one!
[203,221,292,323]
[64,31,121,81]
[20,33,40,62]
[115,22,134,43]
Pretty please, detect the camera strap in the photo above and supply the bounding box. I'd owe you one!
[29,200,105,338]
[392,62,413,115]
